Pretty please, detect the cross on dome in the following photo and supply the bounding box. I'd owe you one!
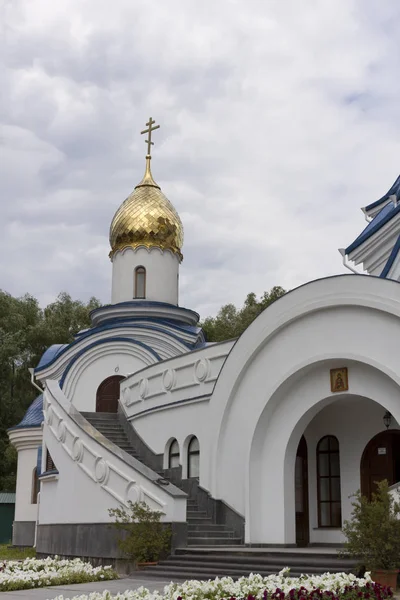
[140,117,160,158]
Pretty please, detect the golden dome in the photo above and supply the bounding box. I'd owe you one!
[109,157,184,260]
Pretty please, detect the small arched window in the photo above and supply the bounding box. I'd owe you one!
[188,436,200,478]
[317,436,341,527]
[134,267,146,299]
[31,467,39,504]
[168,439,180,469]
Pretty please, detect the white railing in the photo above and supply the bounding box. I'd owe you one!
[120,340,234,419]
[40,380,186,524]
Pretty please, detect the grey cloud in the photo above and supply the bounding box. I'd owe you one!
[1,0,400,318]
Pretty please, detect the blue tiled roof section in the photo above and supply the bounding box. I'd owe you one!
[36,344,68,369]
[0,493,16,504]
[380,233,400,278]
[345,201,400,254]
[365,175,400,212]
[11,394,43,430]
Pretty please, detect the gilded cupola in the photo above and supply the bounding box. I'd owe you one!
[109,118,183,260]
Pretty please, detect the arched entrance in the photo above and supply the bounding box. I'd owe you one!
[361,430,400,499]
[295,436,309,546]
[96,375,124,413]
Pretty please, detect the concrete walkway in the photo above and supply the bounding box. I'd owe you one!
[2,574,173,600]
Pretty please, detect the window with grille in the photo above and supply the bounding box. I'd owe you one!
[46,450,57,473]
[317,436,342,527]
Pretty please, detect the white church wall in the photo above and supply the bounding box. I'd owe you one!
[39,381,186,525]
[207,275,400,545]
[131,400,209,479]
[62,343,157,411]
[15,448,39,522]
[111,246,180,305]
[304,396,400,545]
[121,340,232,418]
[8,428,43,524]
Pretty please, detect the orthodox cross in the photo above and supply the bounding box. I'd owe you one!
[141,117,160,157]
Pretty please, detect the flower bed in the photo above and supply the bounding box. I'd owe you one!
[49,570,395,600]
[0,556,118,592]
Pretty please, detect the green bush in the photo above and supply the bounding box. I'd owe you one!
[109,500,171,564]
[341,479,400,570]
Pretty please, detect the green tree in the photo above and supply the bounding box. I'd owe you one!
[201,286,286,342]
[0,291,101,491]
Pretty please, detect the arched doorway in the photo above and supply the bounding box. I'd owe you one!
[361,430,400,499]
[295,436,309,546]
[96,375,124,413]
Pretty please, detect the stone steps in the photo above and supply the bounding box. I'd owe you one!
[143,548,358,580]
[81,412,140,460]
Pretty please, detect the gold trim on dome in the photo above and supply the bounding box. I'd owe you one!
[109,157,183,260]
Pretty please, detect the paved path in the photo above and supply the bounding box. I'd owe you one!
[2,574,173,600]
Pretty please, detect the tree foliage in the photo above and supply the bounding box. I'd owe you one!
[341,480,400,570]
[201,286,286,342]
[0,291,101,491]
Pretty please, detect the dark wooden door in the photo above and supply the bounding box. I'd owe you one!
[96,376,124,413]
[295,436,309,547]
[361,430,400,499]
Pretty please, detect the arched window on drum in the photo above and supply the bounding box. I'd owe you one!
[134,266,146,299]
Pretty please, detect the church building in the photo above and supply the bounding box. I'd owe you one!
[8,120,400,558]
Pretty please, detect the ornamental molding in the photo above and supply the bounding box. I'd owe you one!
[8,427,42,451]
[115,244,179,260]
[42,381,185,518]
[121,344,232,414]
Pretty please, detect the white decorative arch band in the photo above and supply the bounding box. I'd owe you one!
[62,340,158,400]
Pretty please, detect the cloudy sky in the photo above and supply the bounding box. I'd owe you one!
[1,0,400,318]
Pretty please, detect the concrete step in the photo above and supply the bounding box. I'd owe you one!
[82,412,119,421]
[173,549,356,568]
[187,537,243,546]
[163,557,355,571]
[188,530,235,539]
[187,511,208,518]
[188,524,231,532]
[187,517,214,524]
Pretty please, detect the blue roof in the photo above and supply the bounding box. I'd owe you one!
[0,493,15,504]
[380,233,400,278]
[365,175,400,212]
[10,394,43,430]
[346,201,400,254]
[36,344,68,369]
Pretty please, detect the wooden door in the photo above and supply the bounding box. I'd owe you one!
[295,436,309,547]
[95,375,124,413]
[361,431,400,499]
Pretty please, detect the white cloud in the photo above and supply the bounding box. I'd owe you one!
[1,0,399,317]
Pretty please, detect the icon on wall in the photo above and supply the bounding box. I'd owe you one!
[330,367,348,393]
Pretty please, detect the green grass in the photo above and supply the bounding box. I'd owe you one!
[0,543,36,560]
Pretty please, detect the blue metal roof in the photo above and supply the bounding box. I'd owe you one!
[36,344,68,369]
[380,233,400,278]
[365,175,400,212]
[10,394,43,430]
[0,493,16,504]
[345,201,400,254]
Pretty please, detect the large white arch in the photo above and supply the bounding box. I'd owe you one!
[207,275,400,544]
